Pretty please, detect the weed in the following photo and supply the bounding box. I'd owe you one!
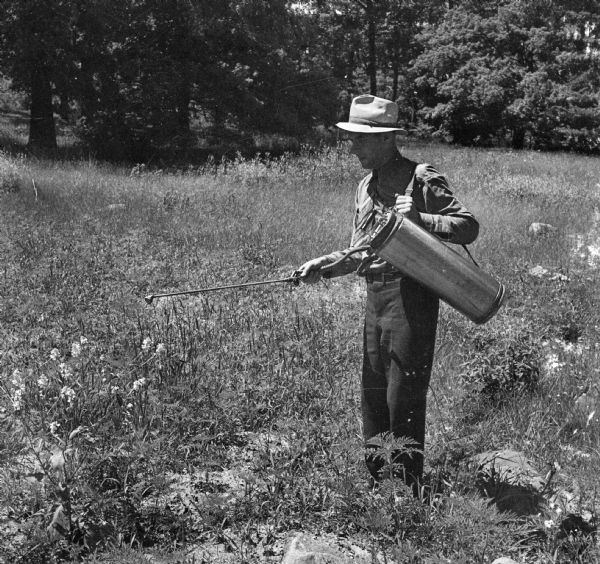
[0,151,23,193]
[460,318,542,408]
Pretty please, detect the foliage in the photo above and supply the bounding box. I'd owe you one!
[0,0,74,150]
[0,0,341,159]
[2,0,600,156]
[74,0,200,161]
[460,319,542,407]
[412,2,600,151]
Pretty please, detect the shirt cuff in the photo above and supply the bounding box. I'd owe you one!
[418,213,452,241]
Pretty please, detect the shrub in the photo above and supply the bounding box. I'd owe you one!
[460,319,542,406]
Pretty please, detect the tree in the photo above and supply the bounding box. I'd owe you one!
[411,1,600,151]
[303,0,446,120]
[74,0,340,159]
[191,0,339,136]
[0,0,74,151]
[379,0,442,116]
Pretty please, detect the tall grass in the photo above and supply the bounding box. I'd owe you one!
[1,143,599,563]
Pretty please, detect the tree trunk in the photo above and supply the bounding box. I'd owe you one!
[391,30,400,101]
[511,127,525,149]
[177,63,191,136]
[28,65,57,152]
[366,0,377,95]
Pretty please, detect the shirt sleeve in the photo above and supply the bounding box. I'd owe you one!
[414,164,479,245]
[321,176,372,276]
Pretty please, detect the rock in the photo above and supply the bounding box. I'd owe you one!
[528,265,568,281]
[528,222,557,236]
[558,513,597,537]
[281,533,360,564]
[528,265,549,278]
[472,450,546,515]
[104,203,126,211]
[491,558,519,564]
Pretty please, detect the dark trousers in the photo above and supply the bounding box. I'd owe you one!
[362,277,439,485]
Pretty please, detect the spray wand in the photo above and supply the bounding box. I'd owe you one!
[143,246,370,305]
[144,274,301,305]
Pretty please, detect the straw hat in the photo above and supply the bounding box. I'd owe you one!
[336,95,406,133]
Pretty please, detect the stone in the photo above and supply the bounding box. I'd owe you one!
[528,265,549,278]
[491,558,519,564]
[472,450,546,515]
[528,222,557,236]
[104,203,126,211]
[528,265,568,281]
[280,534,349,564]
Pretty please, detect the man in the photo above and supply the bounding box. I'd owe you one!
[297,95,479,489]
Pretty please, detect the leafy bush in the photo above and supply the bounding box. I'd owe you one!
[412,7,600,153]
[460,319,542,406]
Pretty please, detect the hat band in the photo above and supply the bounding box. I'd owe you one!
[349,117,399,128]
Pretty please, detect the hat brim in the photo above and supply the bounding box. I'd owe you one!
[336,122,406,134]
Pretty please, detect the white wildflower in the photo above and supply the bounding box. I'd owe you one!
[71,342,81,358]
[132,377,147,391]
[126,403,133,410]
[110,385,120,394]
[155,343,166,355]
[79,336,88,345]
[59,363,73,378]
[60,386,76,405]
[141,337,153,351]
[543,353,563,374]
[544,519,554,528]
[12,388,23,411]
[49,421,61,435]
[50,348,61,361]
[10,369,24,389]
[37,373,49,388]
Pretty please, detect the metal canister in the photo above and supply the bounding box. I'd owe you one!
[369,213,505,324]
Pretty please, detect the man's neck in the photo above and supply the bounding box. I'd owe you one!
[373,153,414,199]
[373,151,404,178]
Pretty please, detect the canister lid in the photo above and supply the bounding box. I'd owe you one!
[369,212,404,251]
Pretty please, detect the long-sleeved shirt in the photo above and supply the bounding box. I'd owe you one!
[324,154,480,276]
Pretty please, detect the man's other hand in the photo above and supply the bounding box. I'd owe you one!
[394,194,420,222]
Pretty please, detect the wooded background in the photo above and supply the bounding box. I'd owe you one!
[1,0,599,161]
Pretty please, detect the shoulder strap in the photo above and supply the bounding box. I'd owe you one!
[404,170,416,197]
[461,244,480,267]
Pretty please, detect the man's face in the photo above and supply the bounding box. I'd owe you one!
[348,132,395,169]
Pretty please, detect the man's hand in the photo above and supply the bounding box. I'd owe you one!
[297,256,332,284]
[394,194,420,222]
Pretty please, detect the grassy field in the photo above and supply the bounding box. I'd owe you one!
[1,141,600,563]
